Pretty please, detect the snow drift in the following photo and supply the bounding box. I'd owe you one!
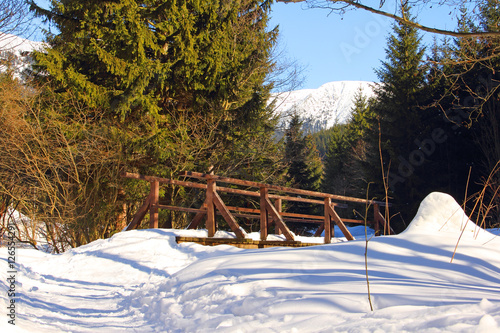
[1,192,500,332]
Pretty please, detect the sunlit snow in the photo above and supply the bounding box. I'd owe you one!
[2,192,500,332]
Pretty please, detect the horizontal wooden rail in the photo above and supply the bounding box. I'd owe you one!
[123,172,207,189]
[123,172,347,208]
[180,171,389,206]
[157,203,376,230]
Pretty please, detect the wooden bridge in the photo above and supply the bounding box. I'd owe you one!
[122,171,393,247]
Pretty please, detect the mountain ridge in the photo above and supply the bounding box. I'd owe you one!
[271,80,375,133]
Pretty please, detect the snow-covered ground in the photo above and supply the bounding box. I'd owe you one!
[2,192,500,332]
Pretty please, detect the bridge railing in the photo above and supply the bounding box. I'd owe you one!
[122,171,393,243]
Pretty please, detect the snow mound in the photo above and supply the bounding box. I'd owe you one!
[403,192,487,239]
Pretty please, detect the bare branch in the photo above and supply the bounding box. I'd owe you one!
[277,0,500,38]
[0,0,35,38]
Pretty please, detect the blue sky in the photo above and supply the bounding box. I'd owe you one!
[269,2,461,90]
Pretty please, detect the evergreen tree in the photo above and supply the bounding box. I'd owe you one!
[474,0,500,225]
[284,114,323,216]
[322,123,350,195]
[312,127,334,159]
[322,87,373,198]
[366,4,428,228]
[27,0,283,237]
[439,0,500,226]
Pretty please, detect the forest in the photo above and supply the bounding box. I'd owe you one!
[0,0,499,252]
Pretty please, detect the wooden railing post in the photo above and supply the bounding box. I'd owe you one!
[325,199,354,241]
[324,198,332,244]
[274,198,282,235]
[260,187,269,241]
[149,180,159,229]
[207,179,216,237]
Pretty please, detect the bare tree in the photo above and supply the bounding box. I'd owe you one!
[0,76,128,252]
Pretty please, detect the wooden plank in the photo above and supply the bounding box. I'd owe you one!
[374,204,394,235]
[123,172,207,189]
[186,201,207,229]
[270,194,348,207]
[149,180,159,229]
[326,203,355,241]
[212,191,246,239]
[219,187,348,207]
[181,171,388,206]
[225,205,325,221]
[373,204,381,236]
[206,179,216,237]
[229,212,320,224]
[274,198,282,235]
[342,218,374,224]
[175,236,317,249]
[157,204,205,214]
[314,223,324,237]
[124,196,150,231]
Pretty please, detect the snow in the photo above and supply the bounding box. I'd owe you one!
[271,81,375,133]
[2,192,500,332]
[0,33,47,80]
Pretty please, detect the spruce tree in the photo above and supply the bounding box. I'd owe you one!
[367,4,428,228]
[440,0,500,226]
[284,114,323,219]
[27,0,282,236]
[323,87,373,198]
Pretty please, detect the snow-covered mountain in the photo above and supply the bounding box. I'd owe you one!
[271,81,375,133]
[0,33,46,79]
